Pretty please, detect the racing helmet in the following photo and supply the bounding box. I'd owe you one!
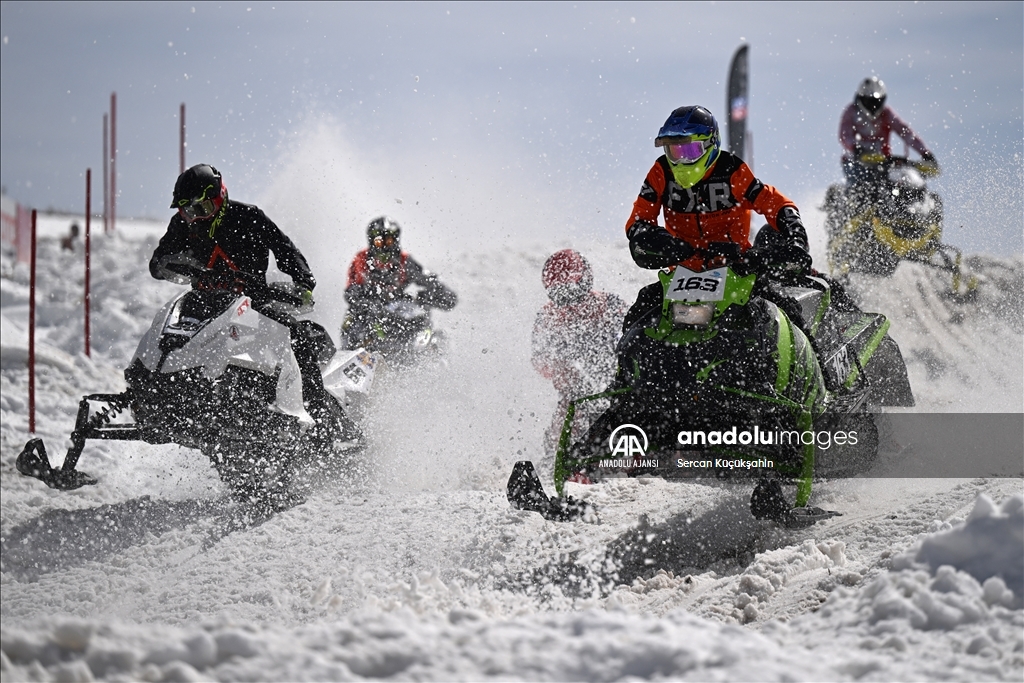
[855,77,887,119]
[171,164,226,222]
[542,249,593,306]
[366,216,401,262]
[654,106,721,189]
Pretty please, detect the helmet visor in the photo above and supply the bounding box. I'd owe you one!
[178,196,218,222]
[857,94,885,116]
[665,140,711,165]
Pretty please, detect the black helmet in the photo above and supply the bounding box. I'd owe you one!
[855,77,887,119]
[171,164,225,221]
[366,216,401,253]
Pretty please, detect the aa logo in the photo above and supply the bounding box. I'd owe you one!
[609,424,648,458]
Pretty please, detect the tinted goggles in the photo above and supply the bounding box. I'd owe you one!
[371,234,398,249]
[177,184,219,221]
[178,197,218,221]
[665,139,712,164]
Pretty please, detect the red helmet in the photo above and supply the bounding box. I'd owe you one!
[542,249,593,305]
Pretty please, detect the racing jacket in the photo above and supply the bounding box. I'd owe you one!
[625,151,808,272]
[839,103,929,158]
[345,249,457,312]
[531,290,627,397]
[150,200,316,292]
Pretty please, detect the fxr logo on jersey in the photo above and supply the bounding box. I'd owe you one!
[667,181,736,212]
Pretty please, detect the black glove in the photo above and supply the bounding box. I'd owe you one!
[627,220,694,269]
[416,276,458,310]
[921,150,935,162]
[743,244,811,283]
[775,207,810,254]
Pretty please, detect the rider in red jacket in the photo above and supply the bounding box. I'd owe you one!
[839,77,936,185]
[532,250,627,453]
[342,217,457,350]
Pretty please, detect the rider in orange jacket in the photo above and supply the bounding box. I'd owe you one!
[626,105,810,276]
[623,106,816,333]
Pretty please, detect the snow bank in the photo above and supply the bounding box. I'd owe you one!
[911,494,1024,608]
[782,493,1024,681]
[0,608,840,682]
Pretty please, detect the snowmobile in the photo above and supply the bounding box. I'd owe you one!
[341,293,450,368]
[823,154,977,298]
[17,279,375,512]
[507,244,914,528]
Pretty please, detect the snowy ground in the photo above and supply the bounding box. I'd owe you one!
[1,213,1022,682]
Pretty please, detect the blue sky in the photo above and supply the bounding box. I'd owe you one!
[1,1,1021,255]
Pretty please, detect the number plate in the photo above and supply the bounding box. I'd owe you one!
[666,267,726,302]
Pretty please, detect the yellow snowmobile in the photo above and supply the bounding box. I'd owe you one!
[824,154,977,299]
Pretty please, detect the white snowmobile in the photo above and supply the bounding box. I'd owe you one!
[17,280,376,512]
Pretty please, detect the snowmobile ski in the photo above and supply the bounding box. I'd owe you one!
[507,460,591,522]
[17,438,97,490]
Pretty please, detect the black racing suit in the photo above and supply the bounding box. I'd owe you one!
[150,200,344,428]
[342,248,457,351]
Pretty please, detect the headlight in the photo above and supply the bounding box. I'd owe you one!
[671,302,715,327]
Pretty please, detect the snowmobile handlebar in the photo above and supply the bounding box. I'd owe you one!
[678,242,809,285]
[856,153,940,177]
[190,269,311,310]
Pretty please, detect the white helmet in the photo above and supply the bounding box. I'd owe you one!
[855,77,887,119]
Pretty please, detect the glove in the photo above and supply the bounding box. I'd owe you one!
[627,221,695,269]
[918,151,940,177]
[741,244,810,283]
[301,289,314,308]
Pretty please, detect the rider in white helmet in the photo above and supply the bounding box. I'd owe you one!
[839,77,936,185]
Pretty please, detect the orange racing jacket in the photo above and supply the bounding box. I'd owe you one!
[626,151,805,271]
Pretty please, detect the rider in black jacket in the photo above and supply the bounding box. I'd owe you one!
[151,164,355,438]
[152,168,315,294]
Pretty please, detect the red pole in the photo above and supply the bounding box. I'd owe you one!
[110,92,116,233]
[103,114,109,234]
[28,209,37,434]
[85,169,92,358]
[180,103,186,174]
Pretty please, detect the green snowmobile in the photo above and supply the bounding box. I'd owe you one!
[507,249,913,528]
